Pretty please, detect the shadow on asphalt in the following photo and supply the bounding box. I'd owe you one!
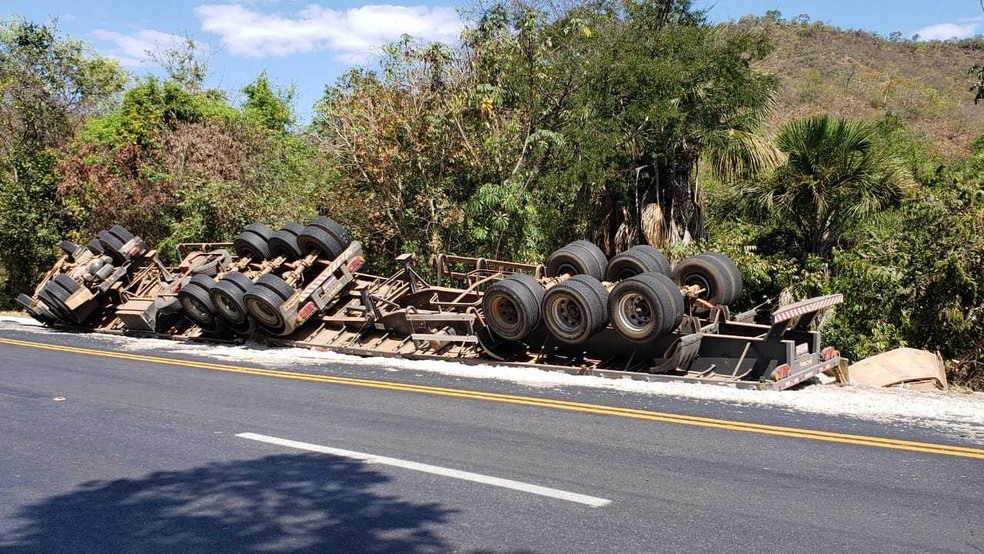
[0,453,454,553]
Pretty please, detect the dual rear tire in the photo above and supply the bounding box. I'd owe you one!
[544,240,607,280]
[605,245,670,281]
[178,274,224,332]
[209,271,253,329]
[243,273,296,335]
[269,223,306,260]
[233,223,275,260]
[541,275,610,345]
[482,274,544,342]
[187,217,352,335]
[96,225,137,263]
[297,216,351,259]
[671,253,742,306]
[608,273,684,341]
[39,274,82,323]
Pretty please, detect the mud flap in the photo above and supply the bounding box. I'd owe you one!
[651,333,702,374]
[477,327,527,362]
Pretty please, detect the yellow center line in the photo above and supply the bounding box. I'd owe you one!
[1,335,982,460]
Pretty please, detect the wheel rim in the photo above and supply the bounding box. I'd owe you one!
[547,294,585,337]
[489,295,522,337]
[683,273,712,299]
[180,295,214,326]
[213,290,246,324]
[246,297,285,332]
[614,292,654,339]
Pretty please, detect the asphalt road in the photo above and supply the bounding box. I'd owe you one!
[0,324,982,553]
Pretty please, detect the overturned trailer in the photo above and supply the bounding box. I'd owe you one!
[17,218,844,390]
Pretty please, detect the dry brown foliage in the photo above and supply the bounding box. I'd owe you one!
[758,23,984,158]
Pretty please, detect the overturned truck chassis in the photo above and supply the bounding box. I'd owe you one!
[18,224,844,391]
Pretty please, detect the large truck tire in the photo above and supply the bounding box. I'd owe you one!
[96,230,127,263]
[233,223,275,260]
[52,273,81,295]
[672,254,739,306]
[210,272,254,326]
[87,237,105,255]
[609,272,683,341]
[40,280,77,322]
[545,240,607,281]
[307,216,351,248]
[605,245,671,281]
[482,274,544,341]
[268,223,305,261]
[178,274,223,332]
[244,273,296,334]
[542,274,609,345]
[297,226,344,260]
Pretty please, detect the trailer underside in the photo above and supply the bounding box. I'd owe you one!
[18,221,845,391]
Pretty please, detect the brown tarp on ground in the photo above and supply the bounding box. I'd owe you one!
[846,348,948,391]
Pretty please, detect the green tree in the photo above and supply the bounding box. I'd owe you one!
[568,0,780,251]
[55,39,334,263]
[312,1,780,268]
[823,151,984,389]
[0,18,125,304]
[60,71,329,258]
[734,115,910,257]
[147,36,208,92]
[243,72,295,132]
[312,38,481,266]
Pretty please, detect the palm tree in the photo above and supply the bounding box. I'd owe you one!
[591,18,784,253]
[633,113,785,250]
[735,115,910,257]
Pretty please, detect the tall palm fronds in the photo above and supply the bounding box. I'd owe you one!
[701,88,784,183]
[703,127,785,183]
[734,115,911,256]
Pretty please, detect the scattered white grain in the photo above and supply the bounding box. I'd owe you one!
[2,318,982,442]
[0,315,43,327]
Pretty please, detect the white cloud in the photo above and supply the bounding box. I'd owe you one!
[92,29,192,67]
[195,3,463,62]
[913,21,979,41]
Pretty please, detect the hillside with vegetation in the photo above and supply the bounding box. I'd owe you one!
[2,2,984,389]
[749,13,984,158]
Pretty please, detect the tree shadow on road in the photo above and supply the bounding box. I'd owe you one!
[0,453,455,553]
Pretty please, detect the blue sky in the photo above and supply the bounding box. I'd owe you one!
[6,1,983,121]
